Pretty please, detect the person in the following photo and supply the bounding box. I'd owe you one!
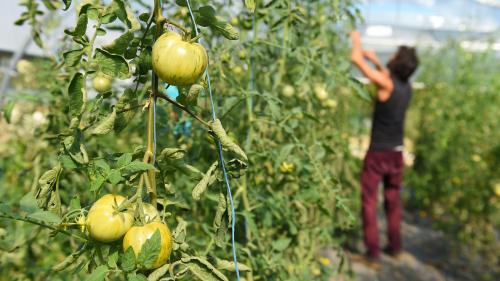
[349,30,419,266]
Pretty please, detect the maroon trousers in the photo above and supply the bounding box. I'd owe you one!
[361,150,403,258]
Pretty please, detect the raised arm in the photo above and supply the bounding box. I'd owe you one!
[350,31,393,97]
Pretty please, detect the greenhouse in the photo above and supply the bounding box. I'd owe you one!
[0,1,498,281]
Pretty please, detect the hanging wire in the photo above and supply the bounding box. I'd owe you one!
[185,1,241,280]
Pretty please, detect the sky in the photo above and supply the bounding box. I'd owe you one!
[0,0,499,56]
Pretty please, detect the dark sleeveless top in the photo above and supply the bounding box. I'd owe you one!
[369,77,412,150]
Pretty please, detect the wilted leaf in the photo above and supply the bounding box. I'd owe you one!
[91,109,117,135]
[210,119,247,161]
[244,0,255,13]
[182,256,228,281]
[215,258,251,272]
[121,161,156,174]
[192,161,218,200]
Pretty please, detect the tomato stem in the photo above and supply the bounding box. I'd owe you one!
[188,33,202,43]
[154,91,210,128]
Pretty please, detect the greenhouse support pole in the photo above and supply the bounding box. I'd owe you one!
[0,34,33,107]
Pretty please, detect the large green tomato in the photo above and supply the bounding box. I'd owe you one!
[86,194,133,243]
[123,222,173,269]
[92,74,112,93]
[152,32,208,86]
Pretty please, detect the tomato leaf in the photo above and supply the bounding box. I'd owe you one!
[28,211,61,224]
[192,161,218,201]
[115,89,138,133]
[2,101,15,124]
[121,247,136,272]
[209,119,247,161]
[68,73,85,117]
[243,0,255,13]
[62,0,72,11]
[182,256,229,281]
[20,192,40,214]
[137,229,161,269]
[94,49,130,79]
[107,169,122,185]
[127,272,147,281]
[116,153,132,167]
[59,155,78,169]
[272,237,291,251]
[121,161,156,175]
[85,265,108,281]
[214,258,251,272]
[103,32,134,55]
[64,12,88,37]
[108,0,140,32]
[348,77,372,102]
[195,6,239,40]
[91,109,117,135]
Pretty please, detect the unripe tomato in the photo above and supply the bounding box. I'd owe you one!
[324,99,338,109]
[86,194,133,243]
[238,50,247,60]
[232,65,243,76]
[220,52,231,63]
[16,59,35,75]
[495,183,500,197]
[140,203,161,223]
[282,84,295,98]
[92,74,112,93]
[123,222,173,269]
[152,32,208,86]
[314,84,328,101]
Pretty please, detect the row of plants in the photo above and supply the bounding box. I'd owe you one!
[0,1,366,280]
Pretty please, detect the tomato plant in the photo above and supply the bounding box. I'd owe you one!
[0,0,368,280]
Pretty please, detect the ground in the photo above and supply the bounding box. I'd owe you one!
[323,213,498,281]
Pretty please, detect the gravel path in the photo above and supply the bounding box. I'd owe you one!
[323,213,499,281]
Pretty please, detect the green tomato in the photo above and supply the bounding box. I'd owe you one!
[232,65,243,76]
[314,84,328,101]
[92,74,112,93]
[238,50,247,60]
[123,222,173,269]
[152,32,208,86]
[16,59,35,75]
[86,194,133,243]
[282,84,295,98]
[324,99,338,109]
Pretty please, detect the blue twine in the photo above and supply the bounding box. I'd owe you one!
[185,1,241,280]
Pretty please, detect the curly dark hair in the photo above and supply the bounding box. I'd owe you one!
[387,46,419,82]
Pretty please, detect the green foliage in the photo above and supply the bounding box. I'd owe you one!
[406,43,500,271]
[0,1,367,281]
